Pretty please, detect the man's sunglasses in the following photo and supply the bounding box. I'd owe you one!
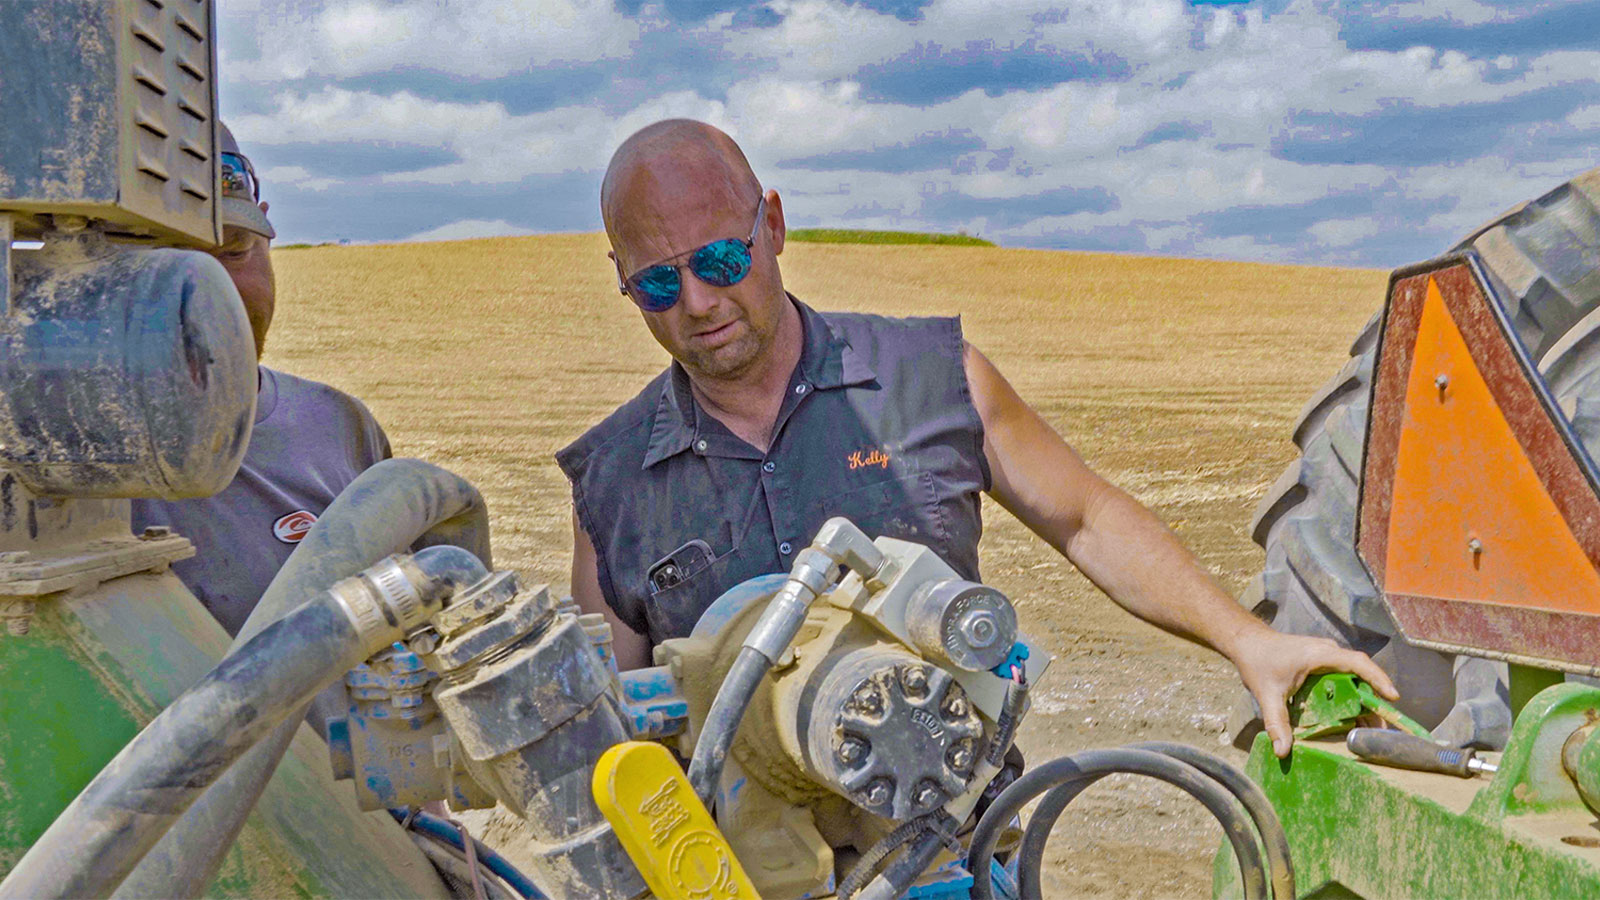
[616,196,767,312]
[221,151,260,202]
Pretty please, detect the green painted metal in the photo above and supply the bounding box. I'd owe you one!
[1215,683,1600,899]
[1467,682,1600,819]
[0,568,449,897]
[1290,673,1429,740]
[1509,664,1566,721]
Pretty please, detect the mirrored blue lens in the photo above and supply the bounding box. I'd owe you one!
[631,265,681,311]
[689,239,752,287]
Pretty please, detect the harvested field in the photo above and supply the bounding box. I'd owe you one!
[268,234,1387,897]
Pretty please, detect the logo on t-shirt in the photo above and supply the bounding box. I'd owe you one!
[273,510,317,544]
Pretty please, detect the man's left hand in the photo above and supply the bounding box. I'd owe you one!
[1230,629,1400,758]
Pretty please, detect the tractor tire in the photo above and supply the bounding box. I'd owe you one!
[1231,168,1600,751]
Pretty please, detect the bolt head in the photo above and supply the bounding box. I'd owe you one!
[942,692,969,719]
[958,609,1000,648]
[914,783,942,807]
[837,736,869,765]
[1435,374,1450,390]
[947,741,974,771]
[140,525,172,540]
[862,778,893,807]
[1468,537,1484,554]
[853,684,884,714]
[900,665,928,696]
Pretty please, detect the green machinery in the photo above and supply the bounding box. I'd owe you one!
[0,1,451,894]
[1220,244,1600,896]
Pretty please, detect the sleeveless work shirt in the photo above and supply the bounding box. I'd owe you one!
[557,298,990,644]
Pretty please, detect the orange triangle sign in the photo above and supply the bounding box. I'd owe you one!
[1385,277,1600,615]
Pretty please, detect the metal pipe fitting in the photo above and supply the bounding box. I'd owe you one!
[0,548,480,900]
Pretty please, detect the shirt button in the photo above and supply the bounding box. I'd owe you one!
[694,439,707,452]
[794,383,809,395]
[762,461,776,474]
[779,541,793,555]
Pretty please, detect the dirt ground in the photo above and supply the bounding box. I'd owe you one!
[267,235,1387,898]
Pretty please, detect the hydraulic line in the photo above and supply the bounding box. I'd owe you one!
[854,823,953,900]
[115,459,491,899]
[1009,742,1291,900]
[389,809,547,900]
[0,547,483,900]
[1128,742,1293,900]
[686,518,888,805]
[966,748,1270,900]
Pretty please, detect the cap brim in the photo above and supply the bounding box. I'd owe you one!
[221,196,276,240]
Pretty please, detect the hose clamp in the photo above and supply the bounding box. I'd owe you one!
[329,576,387,647]
[368,555,426,630]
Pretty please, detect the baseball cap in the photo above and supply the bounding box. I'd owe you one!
[218,122,275,240]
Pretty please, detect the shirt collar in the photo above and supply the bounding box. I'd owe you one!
[641,295,875,469]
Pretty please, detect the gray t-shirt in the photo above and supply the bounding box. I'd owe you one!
[133,366,391,636]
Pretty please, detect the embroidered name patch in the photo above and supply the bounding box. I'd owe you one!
[847,449,891,470]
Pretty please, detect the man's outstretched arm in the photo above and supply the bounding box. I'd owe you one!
[572,512,653,670]
[964,342,1397,756]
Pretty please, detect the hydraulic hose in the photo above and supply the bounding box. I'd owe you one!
[856,825,952,900]
[0,546,483,900]
[388,809,546,900]
[1128,742,1293,900]
[686,518,889,805]
[966,748,1270,900]
[1009,743,1292,900]
[109,458,489,899]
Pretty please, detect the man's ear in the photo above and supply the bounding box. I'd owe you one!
[766,189,786,256]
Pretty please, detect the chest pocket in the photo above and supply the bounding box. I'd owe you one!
[642,543,751,644]
[806,470,946,547]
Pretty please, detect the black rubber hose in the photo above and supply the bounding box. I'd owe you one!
[1129,742,1293,900]
[837,817,930,900]
[686,645,769,804]
[0,594,404,899]
[1014,743,1292,900]
[966,748,1269,900]
[855,824,951,900]
[115,459,490,899]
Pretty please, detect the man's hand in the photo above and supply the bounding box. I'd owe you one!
[1229,628,1399,757]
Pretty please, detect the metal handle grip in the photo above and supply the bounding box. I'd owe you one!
[1347,728,1476,777]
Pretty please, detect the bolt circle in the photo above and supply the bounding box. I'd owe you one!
[837,736,869,766]
[853,684,884,714]
[862,778,893,808]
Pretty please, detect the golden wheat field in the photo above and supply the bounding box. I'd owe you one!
[266,234,1386,898]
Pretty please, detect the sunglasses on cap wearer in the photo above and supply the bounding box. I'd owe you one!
[220,151,260,203]
[615,196,768,312]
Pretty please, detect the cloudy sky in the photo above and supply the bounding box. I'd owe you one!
[220,0,1600,266]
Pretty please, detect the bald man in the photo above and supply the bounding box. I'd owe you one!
[557,119,1396,757]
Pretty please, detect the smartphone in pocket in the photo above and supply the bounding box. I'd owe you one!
[647,539,716,595]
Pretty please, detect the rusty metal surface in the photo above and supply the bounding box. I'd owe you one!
[1359,254,1600,673]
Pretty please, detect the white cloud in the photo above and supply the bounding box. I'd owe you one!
[1569,105,1600,131]
[258,165,339,192]
[1308,216,1381,247]
[217,0,1600,264]
[404,219,538,242]
[224,0,640,81]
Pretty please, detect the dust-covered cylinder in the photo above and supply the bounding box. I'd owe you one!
[0,233,255,498]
